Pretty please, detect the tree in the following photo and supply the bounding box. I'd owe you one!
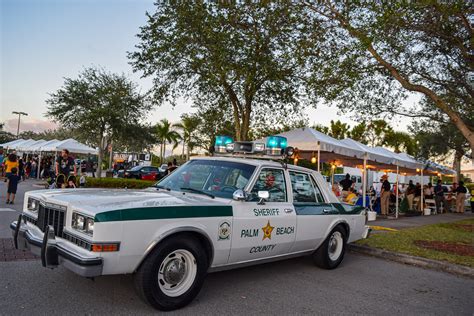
[189,103,235,154]
[174,114,201,161]
[364,120,394,147]
[154,119,181,163]
[0,123,15,145]
[348,122,367,143]
[46,67,151,177]
[129,1,309,141]
[303,1,474,151]
[411,120,470,179]
[384,130,416,155]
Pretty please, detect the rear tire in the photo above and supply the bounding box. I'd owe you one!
[313,225,347,269]
[134,235,209,311]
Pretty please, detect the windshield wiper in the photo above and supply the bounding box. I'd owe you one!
[180,187,215,199]
[156,185,171,191]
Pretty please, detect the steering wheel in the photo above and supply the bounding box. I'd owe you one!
[220,186,238,193]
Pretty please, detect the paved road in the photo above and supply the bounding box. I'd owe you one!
[0,252,472,315]
[0,180,472,315]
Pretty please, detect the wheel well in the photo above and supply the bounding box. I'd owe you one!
[336,222,350,240]
[135,231,214,272]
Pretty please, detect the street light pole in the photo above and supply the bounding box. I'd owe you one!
[12,111,28,138]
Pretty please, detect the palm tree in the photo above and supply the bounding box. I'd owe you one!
[155,119,182,163]
[174,115,201,161]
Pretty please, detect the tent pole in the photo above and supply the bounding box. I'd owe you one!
[420,168,424,214]
[396,165,399,219]
[317,146,321,173]
[362,156,367,208]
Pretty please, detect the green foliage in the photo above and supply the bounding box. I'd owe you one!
[358,219,474,267]
[174,114,201,160]
[154,119,182,163]
[303,2,473,150]
[129,2,309,140]
[83,177,154,189]
[46,67,152,177]
[0,123,15,144]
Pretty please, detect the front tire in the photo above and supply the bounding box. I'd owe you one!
[313,225,347,269]
[134,235,209,311]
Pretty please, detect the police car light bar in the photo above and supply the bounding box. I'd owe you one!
[214,135,293,159]
[215,136,234,153]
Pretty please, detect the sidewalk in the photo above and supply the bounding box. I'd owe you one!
[370,212,474,231]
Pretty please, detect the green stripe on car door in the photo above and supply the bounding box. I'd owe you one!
[94,205,233,222]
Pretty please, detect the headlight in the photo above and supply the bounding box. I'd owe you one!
[72,212,94,236]
[27,197,40,213]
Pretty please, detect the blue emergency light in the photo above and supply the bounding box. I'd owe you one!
[215,136,234,153]
[266,136,288,155]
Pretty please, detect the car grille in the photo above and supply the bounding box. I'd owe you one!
[62,232,92,251]
[36,204,66,237]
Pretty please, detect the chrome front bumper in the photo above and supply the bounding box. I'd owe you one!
[10,215,103,277]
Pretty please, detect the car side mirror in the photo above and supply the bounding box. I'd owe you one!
[233,189,247,201]
[257,191,269,205]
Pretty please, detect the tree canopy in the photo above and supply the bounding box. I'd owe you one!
[303,1,473,151]
[46,67,152,176]
[129,1,309,140]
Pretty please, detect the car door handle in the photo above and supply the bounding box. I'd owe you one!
[284,208,293,213]
[322,209,333,214]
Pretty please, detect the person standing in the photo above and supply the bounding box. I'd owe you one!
[470,187,474,213]
[6,167,20,204]
[339,174,353,199]
[30,159,37,178]
[406,180,416,211]
[56,149,76,177]
[0,150,4,177]
[455,181,467,213]
[4,153,18,182]
[18,158,25,181]
[380,175,391,216]
[434,180,445,213]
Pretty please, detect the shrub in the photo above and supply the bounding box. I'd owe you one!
[466,183,474,192]
[83,177,155,189]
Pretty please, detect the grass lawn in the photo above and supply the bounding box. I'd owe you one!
[357,219,474,268]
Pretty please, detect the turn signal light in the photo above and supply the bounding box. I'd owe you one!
[91,243,120,252]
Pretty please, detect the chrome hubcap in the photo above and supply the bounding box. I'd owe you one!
[163,259,186,285]
[328,231,343,261]
[158,249,197,297]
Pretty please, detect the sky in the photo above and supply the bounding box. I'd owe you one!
[1,0,414,135]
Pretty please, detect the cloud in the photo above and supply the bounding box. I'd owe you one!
[4,118,58,134]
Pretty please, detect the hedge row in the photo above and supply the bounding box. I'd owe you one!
[83,177,155,189]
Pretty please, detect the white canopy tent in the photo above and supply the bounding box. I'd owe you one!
[17,139,46,152]
[1,138,26,148]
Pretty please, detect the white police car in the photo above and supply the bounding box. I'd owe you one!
[11,136,370,311]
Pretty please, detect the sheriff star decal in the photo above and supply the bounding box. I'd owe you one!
[261,220,274,240]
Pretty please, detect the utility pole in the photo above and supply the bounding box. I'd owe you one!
[12,111,28,138]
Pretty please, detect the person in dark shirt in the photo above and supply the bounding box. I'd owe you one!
[434,180,445,213]
[406,180,416,210]
[455,181,467,213]
[56,149,76,177]
[339,173,353,199]
[6,167,20,204]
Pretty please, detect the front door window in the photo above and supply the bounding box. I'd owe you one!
[249,168,287,202]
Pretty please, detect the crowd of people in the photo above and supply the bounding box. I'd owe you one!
[0,149,91,203]
[334,173,472,217]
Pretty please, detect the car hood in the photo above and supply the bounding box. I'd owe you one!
[27,188,231,216]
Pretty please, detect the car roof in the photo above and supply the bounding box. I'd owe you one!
[190,156,318,174]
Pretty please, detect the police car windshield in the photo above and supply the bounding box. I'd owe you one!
[157,159,256,199]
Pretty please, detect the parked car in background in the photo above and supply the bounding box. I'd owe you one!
[124,166,160,180]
